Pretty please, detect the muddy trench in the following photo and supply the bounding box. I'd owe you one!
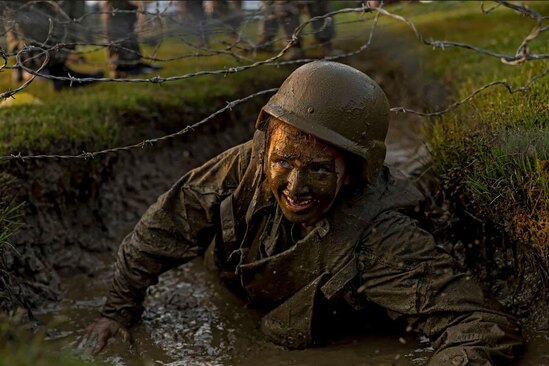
[2,53,548,365]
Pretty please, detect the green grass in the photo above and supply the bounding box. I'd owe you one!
[325,1,548,249]
[0,173,23,313]
[381,1,549,248]
[0,38,288,156]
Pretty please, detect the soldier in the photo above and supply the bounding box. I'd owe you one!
[209,0,243,41]
[257,0,339,60]
[173,0,209,48]
[102,1,160,78]
[57,0,87,64]
[85,61,523,364]
[1,1,103,90]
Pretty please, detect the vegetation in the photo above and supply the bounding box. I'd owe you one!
[0,321,102,366]
[312,1,548,255]
[314,1,549,253]
[396,1,549,251]
[0,174,23,313]
[0,42,288,156]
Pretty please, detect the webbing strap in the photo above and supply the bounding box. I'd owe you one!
[220,195,237,244]
[320,257,358,300]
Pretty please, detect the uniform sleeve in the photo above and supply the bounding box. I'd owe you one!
[100,141,252,327]
[356,211,523,366]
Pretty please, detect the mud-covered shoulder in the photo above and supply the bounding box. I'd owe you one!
[358,210,440,271]
[180,139,254,193]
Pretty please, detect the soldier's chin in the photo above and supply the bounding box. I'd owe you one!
[280,205,317,224]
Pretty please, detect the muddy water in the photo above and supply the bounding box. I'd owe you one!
[38,257,432,366]
[36,256,549,366]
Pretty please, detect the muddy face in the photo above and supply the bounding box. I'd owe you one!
[266,119,348,228]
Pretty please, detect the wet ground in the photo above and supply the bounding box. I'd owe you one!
[38,258,434,366]
[35,257,549,366]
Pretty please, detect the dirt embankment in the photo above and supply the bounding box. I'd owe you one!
[1,92,270,312]
[2,46,547,334]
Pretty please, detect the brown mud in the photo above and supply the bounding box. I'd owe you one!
[2,51,548,364]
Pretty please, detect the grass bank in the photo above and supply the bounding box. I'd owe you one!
[0,174,23,313]
[379,1,548,253]
[0,42,288,156]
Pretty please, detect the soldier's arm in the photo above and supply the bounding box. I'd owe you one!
[100,141,252,327]
[356,211,523,365]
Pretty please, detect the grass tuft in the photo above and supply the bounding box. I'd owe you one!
[0,173,24,313]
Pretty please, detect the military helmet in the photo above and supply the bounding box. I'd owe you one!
[256,61,389,182]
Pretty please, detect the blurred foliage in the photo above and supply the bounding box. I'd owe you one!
[0,321,102,366]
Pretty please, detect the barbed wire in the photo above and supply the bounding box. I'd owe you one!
[0,1,547,161]
[2,66,545,162]
[3,7,375,85]
[375,1,548,65]
[390,68,549,117]
[1,1,546,88]
[0,48,50,100]
[0,88,278,161]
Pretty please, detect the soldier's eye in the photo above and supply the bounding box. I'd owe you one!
[309,163,332,174]
[274,159,291,169]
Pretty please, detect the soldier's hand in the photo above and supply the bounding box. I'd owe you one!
[84,317,130,355]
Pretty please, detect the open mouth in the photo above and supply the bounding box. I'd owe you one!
[282,192,315,212]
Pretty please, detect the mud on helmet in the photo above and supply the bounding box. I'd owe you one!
[256,61,389,182]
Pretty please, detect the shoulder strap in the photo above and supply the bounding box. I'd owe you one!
[320,256,358,300]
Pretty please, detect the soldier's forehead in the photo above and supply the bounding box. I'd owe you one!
[269,121,322,144]
[269,132,341,160]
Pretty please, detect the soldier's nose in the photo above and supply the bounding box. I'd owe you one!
[286,169,311,197]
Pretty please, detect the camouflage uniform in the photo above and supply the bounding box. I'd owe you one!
[1,1,71,70]
[101,130,522,365]
[1,0,103,88]
[259,0,335,50]
[210,0,243,39]
[101,0,142,73]
[58,0,87,45]
[173,0,208,47]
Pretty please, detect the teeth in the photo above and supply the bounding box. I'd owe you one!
[284,193,312,206]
